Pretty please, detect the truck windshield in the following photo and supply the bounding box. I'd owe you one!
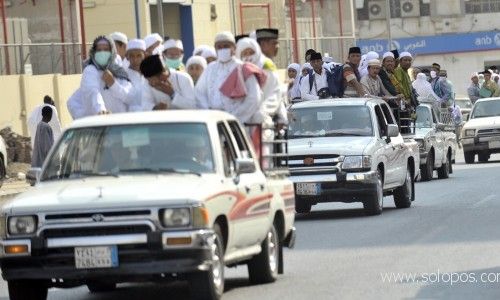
[288,105,373,138]
[471,100,500,119]
[415,106,433,128]
[41,123,215,181]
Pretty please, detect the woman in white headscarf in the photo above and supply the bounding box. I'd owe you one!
[413,72,440,103]
[359,51,379,78]
[186,55,207,85]
[287,63,301,102]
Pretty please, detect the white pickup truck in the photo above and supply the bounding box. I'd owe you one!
[0,111,295,300]
[287,98,420,215]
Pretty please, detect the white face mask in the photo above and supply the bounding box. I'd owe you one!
[217,48,233,63]
[430,71,437,78]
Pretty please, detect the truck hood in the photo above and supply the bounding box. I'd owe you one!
[288,136,375,156]
[2,175,223,215]
[464,116,500,130]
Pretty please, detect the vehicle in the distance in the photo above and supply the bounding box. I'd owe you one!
[0,136,6,188]
[454,97,473,118]
[405,102,457,181]
[287,98,420,216]
[461,97,500,163]
[0,111,296,300]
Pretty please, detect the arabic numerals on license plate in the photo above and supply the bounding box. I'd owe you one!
[74,246,119,269]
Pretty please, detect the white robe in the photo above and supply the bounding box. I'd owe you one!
[260,68,288,124]
[27,104,62,148]
[126,68,146,112]
[79,65,133,116]
[195,58,261,124]
[141,69,196,111]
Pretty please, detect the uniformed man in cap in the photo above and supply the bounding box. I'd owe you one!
[343,47,365,97]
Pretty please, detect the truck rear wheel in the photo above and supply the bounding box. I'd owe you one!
[437,153,450,179]
[295,197,312,214]
[189,223,225,300]
[464,151,475,164]
[8,280,48,300]
[363,170,383,216]
[420,151,434,181]
[394,167,413,208]
[248,223,279,284]
[478,153,489,163]
[0,156,5,188]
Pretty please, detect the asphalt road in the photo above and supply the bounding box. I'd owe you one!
[1,151,500,300]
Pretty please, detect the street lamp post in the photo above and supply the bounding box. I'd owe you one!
[386,0,392,51]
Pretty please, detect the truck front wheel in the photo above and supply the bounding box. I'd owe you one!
[295,197,312,214]
[363,170,383,216]
[394,167,413,208]
[8,280,48,300]
[248,223,279,284]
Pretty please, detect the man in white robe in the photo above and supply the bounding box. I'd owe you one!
[195,31,261,125]
[125,39,147,112]
[110,32,129,68]
[28,95,62,148]
[139,54,196,110]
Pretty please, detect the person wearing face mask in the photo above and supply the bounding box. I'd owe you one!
[110,32,129,68]
[429,69,452,107]
[195,31,262,125]
[139,54,196,111]
[162,39,185,71]
[124,39,147,112]
[186,55,207,84]
[68,36,132,119]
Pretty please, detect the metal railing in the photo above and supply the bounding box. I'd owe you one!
[0,42,91,75]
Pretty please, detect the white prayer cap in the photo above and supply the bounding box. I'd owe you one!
[214,31,236,44]
[110,32,128,44]
[144,33,163,49]
[152,45,164,55]
[471,72,479,79]
[366,51,379,59]
[163,39,184,51]
[201,47,217,59]
[400,51,413,59]
[382,51,394,60]
[126,39,146,52]
[186,55,208,70]
[368,59,381,67]
[193,45,210,56]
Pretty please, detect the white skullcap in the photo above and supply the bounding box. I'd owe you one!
[382,52,394,59]
[163,39,184,51]
[110,32,128,44]
[368,59,381,67]
[366,51,379,60]
[193,45,210,57]
[214,31,235,44]
[201,47,217,59]
[400,51,412,59]
[144,33,163,49]
[471,72,478,79]
[186,55,208,70]
[126,39,146,52]
[152,45,164,55]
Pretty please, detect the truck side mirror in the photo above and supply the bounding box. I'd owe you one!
[436,123,446,131]
[387,124,399,138]
[26,167,42,186]
[235,158,256,175]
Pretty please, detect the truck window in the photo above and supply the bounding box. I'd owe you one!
[381,103,396,124]
[217,122,237,177]
[228,120,253,159]
[374,105,387,137]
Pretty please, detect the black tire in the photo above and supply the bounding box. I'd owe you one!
[248,224,279,284]
[437,153,450,179]
[464,151,475,164]
[394,166,413,208]
[87,282,116,293]
[295,197,312,214]
[8,280,48,300]
[478,153,489,163]
[0,156,5,188]
[363,169,383,216]
[420,151,434,181]
[189,223,225,300]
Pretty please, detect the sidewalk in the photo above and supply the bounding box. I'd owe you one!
[0,180,30,202]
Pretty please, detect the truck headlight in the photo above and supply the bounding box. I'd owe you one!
[463,129,475,137]
[160,208,191,227]
[416,139,425,150]
[8,216,37,235]
[342,156,371,171]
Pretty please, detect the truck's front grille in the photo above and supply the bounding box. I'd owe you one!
[477,128,500,138]
[40,225,152,239]
[288,154,341,175]
[45,210,151,221]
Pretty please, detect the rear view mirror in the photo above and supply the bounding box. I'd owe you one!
[235,158,256,175]
[387,124,399,138]
[464,113,470,121]
[26,167,42,186]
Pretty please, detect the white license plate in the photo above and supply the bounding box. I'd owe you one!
[296,183,321,196]
[74,246,118,269]
[489,141,500,149]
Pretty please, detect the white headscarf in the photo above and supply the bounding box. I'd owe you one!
[186,55,208,70]
[413,73,439,101]
[200,47,217,61]
[359,51,379,78]
[235,37,265,68]
[288,63,301,101]
[302,63,312,72]
[193,45,210,57]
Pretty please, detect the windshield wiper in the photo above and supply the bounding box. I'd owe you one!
[70,171,120,178]
[324,132,368,137]
[120,167,202,177]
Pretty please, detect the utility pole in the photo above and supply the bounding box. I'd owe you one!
[386,0,392,51]
[157,0,165,37]
[134,0,141,38]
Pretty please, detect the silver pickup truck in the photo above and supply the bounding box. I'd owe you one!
[287,98,420,216]
[0,111,295,300]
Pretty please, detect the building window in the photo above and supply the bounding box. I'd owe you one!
[466,0,500,14]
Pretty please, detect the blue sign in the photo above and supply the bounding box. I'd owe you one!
[357,31,500,56]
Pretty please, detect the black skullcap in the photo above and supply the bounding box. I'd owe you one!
[310,52,322,61]
[140,54,165,78]
[391,49,399,59]
[256,28,279,40]
[349,47,361,54]
[235,34,249,43]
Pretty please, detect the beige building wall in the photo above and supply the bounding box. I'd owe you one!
[192,0,234,47]
[0,76,23,133]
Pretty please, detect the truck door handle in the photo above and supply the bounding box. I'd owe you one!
[245,186,251,194]
[260,184,265,191]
